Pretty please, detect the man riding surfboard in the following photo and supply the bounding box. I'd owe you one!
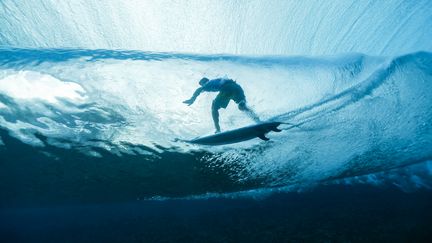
[183,77,260,133]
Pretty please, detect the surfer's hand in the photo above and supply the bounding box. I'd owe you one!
[183,99,193,106]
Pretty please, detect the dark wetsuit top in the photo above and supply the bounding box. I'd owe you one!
[201,78,231,92]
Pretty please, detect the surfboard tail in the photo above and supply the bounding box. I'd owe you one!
[258,134,270,141]
[271,127,282,132]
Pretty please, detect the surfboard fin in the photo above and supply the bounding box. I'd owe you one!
[258,134,270,141]
[271,127,282,132]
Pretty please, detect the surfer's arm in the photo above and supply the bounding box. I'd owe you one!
[183,87,204,106]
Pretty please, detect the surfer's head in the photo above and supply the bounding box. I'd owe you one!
[199,77,209,86]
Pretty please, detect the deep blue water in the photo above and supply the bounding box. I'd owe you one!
[1,185,431,242]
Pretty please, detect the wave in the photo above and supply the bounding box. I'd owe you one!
[1,0,431,55]
[0,48,431,205]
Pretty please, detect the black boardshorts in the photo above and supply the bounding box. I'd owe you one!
[213,81,246,109]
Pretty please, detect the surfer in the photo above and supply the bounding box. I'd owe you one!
[183,77,260,133]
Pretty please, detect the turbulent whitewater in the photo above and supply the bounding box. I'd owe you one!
[0,48,431,205]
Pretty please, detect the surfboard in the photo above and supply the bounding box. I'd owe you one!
[185,121,282,145]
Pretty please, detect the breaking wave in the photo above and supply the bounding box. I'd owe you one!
[0,48,431,205]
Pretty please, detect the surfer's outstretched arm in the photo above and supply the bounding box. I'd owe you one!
[183,87,203,105]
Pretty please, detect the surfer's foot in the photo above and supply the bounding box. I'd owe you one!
[215,129,221,134]
[249,113,260,123]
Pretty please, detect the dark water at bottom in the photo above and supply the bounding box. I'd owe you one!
[1,184,431,243]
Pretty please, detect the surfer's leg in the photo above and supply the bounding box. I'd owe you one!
[238,101,260,123]
[212,93,230,133]
[231,86,260,123]
[212,100,221,133]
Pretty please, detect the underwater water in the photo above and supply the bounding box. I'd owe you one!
[1,0,432,242]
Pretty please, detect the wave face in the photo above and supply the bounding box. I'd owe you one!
[1,0,432,55]
[0,48,431,206]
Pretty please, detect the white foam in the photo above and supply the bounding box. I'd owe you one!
[0,101,7,109]
[0,71,86,103]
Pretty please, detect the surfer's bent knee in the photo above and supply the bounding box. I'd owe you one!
[212,101,221,115]
[238,100,247,111]
[212,100,218,110]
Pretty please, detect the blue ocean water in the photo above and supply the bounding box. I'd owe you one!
[1,0,432,242]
